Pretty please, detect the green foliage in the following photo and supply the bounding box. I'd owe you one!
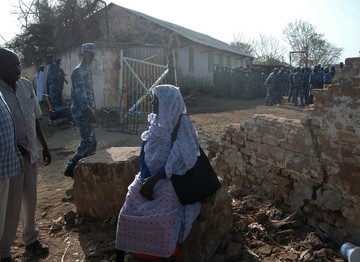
[230,41,254,56]
[7,0,57,66]
[283,19,343,66]
[232,21,342,67]
[231,33,287,65]
[6,0,105,67]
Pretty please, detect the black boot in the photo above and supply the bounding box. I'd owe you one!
[64,161,77,178]
[116,249,125,262]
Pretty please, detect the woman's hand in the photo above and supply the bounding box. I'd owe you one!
[140,173,162,200]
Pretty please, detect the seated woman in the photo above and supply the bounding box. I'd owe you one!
[116,84,201,261]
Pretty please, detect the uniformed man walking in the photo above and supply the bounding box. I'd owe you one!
[64,43,97,178]
[46,54,65,112]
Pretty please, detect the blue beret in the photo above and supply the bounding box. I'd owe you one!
[81,43,96,54]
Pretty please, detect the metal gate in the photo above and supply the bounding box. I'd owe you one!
[102,46,173,133]
[119,47,170,112]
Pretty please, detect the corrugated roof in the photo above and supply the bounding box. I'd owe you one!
[109,3,252,58]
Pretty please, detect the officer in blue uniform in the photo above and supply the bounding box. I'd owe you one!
[264,68,279,106]
[64,43,97,178]
[302,67,311,105]
[46,54,65,112]
[323,66,332,85]
[307,65,323,105]
[292,67,305,106]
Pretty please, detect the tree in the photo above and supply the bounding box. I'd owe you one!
[6,0,105,67]
[252,34,287,65]
[230,33,255,56]
[283,20,343,67]
[9,0,57,66]
[230,33,287,65]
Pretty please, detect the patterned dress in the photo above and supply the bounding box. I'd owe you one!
[116,85,201,258]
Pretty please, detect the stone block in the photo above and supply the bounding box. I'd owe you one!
[175,182,233,262]
[73,147,141,218]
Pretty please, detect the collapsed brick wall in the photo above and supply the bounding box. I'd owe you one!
[210,57,360,244]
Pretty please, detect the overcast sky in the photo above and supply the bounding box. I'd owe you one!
[1,0,359,63]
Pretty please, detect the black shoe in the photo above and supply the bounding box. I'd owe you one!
[25,240,49,256]
[1,257,12,262]
[64,164,75,178]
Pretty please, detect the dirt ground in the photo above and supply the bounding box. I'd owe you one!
[10,94,326,262]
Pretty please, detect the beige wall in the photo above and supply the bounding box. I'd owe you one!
[22,4,249,109]
[59,45,120,109]
[176,42,247,86]
[105,4,248,88]
[211,57,360,244]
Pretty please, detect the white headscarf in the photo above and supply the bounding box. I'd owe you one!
[141,85,199,178]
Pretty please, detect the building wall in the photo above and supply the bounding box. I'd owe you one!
[23,4,249,109]
[54,41,248,110]
[210,57,360,244]
[59,44,171,110]
[60,44,120,109]
[176,41,247,88]
[177,43,212,83]
[55,40,247,110]
[104,5,248,87]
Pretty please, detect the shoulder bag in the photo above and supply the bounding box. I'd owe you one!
[170,114,221,204]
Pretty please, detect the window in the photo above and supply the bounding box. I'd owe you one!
[189,47,194,72]
[208,52,214,72]
[226,56,231,66]
[218,54,223,66]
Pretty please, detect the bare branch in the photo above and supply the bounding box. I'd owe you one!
[283,19,343,66]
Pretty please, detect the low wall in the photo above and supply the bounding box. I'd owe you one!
[211,57,360,244]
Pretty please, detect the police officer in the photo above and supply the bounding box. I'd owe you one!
[287,69,294,103]
[323,66,332,86]
[330,66,336,79]
[64,43,97,178]
[292,67,304,106]
[302,67,311,105]
[46,54,65,112]
[264,68,279,106]
[54,58,68,105]
[307,65,323,105]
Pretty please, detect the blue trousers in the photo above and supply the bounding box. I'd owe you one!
[67,117,96,167]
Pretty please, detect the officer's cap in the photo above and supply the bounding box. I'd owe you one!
[81,43,96,54]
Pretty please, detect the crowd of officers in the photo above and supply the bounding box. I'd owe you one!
[213,65,267,100]
[213,62,343,107]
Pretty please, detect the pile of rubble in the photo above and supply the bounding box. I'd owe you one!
[209,186,344,262]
